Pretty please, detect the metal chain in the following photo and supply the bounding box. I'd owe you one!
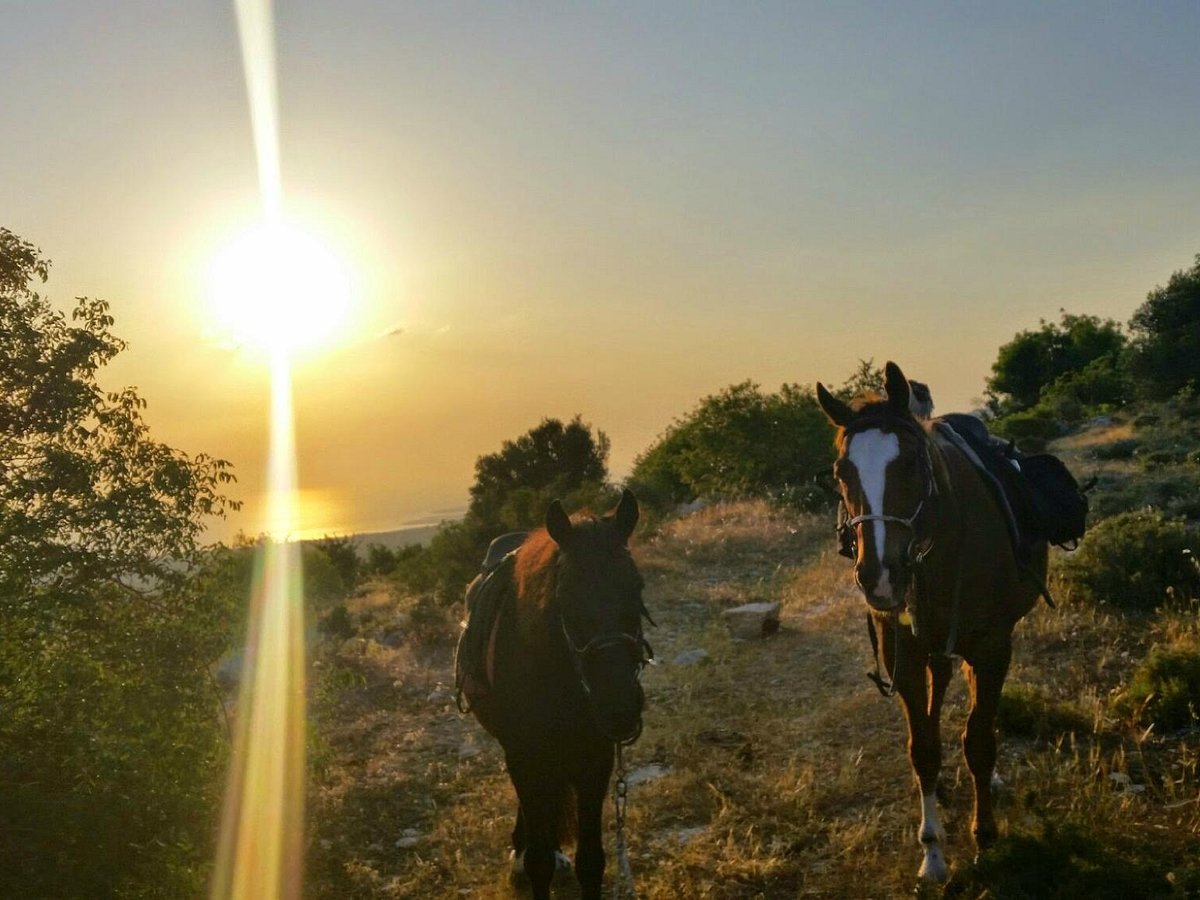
[611,742,636,899]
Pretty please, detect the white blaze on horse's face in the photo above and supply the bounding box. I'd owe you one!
[846,429,900,603]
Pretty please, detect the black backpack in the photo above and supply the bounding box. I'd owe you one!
[1019,453,1089,548]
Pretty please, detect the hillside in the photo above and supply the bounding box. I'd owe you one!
[306,494,1200,898]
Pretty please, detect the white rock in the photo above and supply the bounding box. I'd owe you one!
[625,763,670,786]
[673,648,709,666]
[721,601,781,639]
[458,741,481,759]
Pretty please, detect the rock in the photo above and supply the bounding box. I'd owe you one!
[625,763,669,786]
[395,828,421,849]
[427,687,453,705]
[662,825,706,846]
[458,740,481,759]
[379,628,405,648]
[1088,415,1113,429]
[722,601,781,639]
[672,648,709,666]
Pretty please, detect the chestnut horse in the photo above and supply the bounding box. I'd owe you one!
[817,362,1046,882]
[466,490,653,900]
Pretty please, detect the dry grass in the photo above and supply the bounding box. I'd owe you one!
[307,500,1200,898]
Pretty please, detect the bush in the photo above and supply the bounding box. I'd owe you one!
[310,535,360,593]
[1114,642,1200,731]
[1088,469,1200,521]
[946,817,1186,900]
[629,381,835,513]
[1055,510,1200,609]
[990,403,1062,450]
[1092,438,1139,461]
[997,685,1091,739]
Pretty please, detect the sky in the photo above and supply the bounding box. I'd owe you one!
[4,1,1200,541]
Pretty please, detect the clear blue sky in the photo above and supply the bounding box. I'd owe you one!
[4,2,1199,537]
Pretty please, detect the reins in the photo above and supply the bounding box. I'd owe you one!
[842,421,975,696]
[559,613,651,898]
[611,741,635,900]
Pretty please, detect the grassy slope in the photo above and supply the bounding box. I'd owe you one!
[308,490,1200,898]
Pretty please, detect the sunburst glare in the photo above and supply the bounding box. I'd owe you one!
[210,1,311,898]
[207,219,353,356]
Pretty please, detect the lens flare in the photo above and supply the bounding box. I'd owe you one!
[211,2,308,898]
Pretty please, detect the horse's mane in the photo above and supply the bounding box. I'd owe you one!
[514,526,560,611]
[513,509,635,614]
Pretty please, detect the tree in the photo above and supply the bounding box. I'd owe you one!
[0,228,241,896]
[0,228,239,608]
[1128,253,1200,400]
[987,311,1127,412]
[389,416,612,602]
[468,415,609,534]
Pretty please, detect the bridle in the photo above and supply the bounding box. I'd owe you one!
[836,419,940,570]
[560,613,655,745]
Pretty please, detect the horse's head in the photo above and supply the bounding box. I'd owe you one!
[817,361,936,613]
[546,489,653,744]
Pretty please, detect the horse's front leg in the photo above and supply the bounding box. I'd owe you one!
[963,633,1013,851]
[506,757,561,900]
[883,619,948,883]
[574,746,615,900]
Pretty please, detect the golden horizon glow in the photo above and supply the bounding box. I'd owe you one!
[211,1,308,898]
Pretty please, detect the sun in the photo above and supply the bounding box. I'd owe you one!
[206,219,353,356]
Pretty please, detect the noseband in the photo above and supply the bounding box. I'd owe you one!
[560,617,654,745]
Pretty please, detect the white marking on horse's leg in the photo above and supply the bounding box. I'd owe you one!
[917,792,949,882]
[846,430,900,594]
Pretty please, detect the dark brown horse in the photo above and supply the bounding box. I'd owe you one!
[466,489,652,900]
[817,362,1046,882]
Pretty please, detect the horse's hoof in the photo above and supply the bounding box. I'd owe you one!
[917,847,949,883]
[508,849,572,878]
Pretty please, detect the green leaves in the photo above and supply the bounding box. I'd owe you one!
[0,228,243,896]
[0,233,240,608]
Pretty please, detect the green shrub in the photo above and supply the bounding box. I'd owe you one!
[1114,643,1200,731]
[1055,510,1200,609]
[990,403,1062,450]
[1088,469,1200,521]
[946,818,1187,900]
[1092,438,1139,461]
[629,381,835,513]
[997,684,1091,739]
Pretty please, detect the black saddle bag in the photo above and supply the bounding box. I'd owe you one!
[1019,453,1088,547]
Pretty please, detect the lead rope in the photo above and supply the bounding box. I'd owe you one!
[611,742,636,899]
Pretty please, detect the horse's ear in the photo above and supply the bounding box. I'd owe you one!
[546,499,573,547]
[816,382,854,428]
[614,488,639,542]
[884,361,911,416]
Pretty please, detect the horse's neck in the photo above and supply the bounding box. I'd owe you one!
[932,433,1007,548]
